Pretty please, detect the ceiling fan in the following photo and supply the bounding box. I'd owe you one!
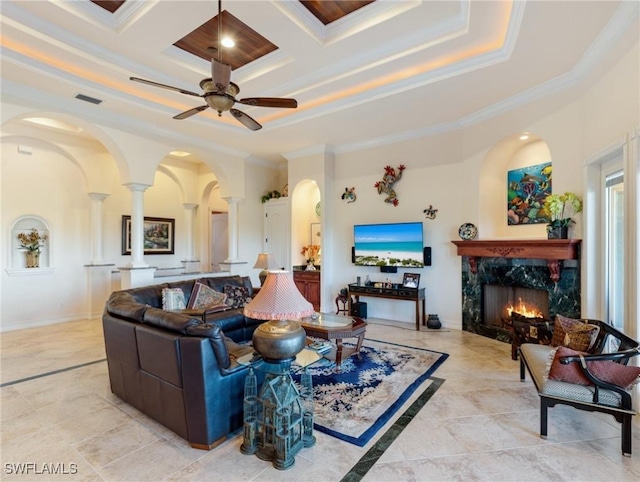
[130,0,297,131]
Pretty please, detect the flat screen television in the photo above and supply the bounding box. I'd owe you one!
[353,222,424,267]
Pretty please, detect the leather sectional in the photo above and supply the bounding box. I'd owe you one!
[102,275,264,449]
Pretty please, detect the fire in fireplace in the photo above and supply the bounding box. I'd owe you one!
[482,285,550,330]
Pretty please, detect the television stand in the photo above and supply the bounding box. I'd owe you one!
[347,283,426,331]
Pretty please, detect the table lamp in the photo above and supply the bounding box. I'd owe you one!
[244,270,314,362]
[252,252,280,286]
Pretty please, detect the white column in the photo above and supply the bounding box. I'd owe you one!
[223,197,241,262]
[88,192,109,264]
[125,183,150,268]
[183,203,198,261]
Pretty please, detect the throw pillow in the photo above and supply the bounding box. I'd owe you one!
[548,346,640,389]
[551,314,600,352]
[186,282,227,310]
[162,288,186,311]
[224,284,252,309]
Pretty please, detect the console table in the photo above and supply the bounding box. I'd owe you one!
[348,283,426,331]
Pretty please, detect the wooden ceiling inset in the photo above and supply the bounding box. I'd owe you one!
[300,1,376,25]
[90,1,126,14]
[173,11,278,71]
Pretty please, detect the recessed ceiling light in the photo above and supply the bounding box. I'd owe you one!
[519,134,530,140]
[170,151,191,157]
[221,36,235,48]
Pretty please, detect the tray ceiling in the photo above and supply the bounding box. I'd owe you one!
[1,1,637,165]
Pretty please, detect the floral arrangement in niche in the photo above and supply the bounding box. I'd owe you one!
[374,164,405,206]
[301,245,320,264]
[544,192,583,228]
[17,228,47,252]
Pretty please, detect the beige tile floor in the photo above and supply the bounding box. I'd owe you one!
[1,317,639,481]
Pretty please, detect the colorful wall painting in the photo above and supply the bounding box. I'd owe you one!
[507,162,552,225]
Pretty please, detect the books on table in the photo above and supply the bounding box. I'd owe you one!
[308,340,332,354]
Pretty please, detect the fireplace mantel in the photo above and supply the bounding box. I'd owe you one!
[451,239,581,260]
[451,239,581,283]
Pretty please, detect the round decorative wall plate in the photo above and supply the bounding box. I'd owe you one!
[315,202,321,217]
[458,223,478,240]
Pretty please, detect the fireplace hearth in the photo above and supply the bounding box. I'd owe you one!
[452,239,581,344]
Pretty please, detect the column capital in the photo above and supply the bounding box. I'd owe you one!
[88,192,110,201]
[183,203,199,210]
[123,183,151,192]
[222,196,243,205]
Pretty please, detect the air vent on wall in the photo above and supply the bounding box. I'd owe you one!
[75,93,103,105]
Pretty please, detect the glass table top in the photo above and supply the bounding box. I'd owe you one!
[299,312,353,328]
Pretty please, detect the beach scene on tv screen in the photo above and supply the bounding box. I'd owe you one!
[354,223,424,267]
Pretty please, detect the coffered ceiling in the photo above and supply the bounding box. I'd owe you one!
[1,1,638,164]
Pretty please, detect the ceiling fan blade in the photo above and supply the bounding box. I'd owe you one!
[238,97,298,109]
[230,108,262,131]
[212,59,231,91]
[130,77,202,97]
[173,105,209,120]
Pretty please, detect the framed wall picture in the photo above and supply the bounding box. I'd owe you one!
[122,215,175,255]
[311,222,321,246]
[402,273,420,289]
[507,161,552,225]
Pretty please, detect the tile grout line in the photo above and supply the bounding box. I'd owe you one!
[0,358,107,387]
[340,376,446,482]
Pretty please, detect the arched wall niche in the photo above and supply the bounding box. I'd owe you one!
[9,215,52,272]
[291,180,321,266]
[478,133,551,239]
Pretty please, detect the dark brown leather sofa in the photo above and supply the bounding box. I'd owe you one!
[102,275,264,450]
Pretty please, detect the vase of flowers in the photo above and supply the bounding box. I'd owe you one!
[301,245,320,270]
[543,192,583,239]
[17,228,47,268]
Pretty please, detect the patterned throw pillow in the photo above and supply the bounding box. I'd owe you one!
[186,282,227,309]
[224,284,252,309]
[162,288,186,311]
[548,346,640,389]
[551,314,600,352]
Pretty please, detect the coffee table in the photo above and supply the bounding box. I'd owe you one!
[298,313,367,370]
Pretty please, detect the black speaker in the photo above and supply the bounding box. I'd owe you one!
[380,266,398,273]
[351,302,367,318]
[351,246,355,263]
[423,247,432,266]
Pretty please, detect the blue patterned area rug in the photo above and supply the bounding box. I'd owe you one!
[291,339,448,447]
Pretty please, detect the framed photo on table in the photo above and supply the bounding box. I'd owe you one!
[402,273,420,289]
[122,215,175,255]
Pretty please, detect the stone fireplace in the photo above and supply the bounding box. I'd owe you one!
[452,239,581,344]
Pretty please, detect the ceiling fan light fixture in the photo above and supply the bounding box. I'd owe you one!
[206,94,235,114]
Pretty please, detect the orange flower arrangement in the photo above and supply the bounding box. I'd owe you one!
[301,245,320,263]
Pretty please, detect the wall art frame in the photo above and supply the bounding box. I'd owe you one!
[122,215,175,255]
[310,222,321,246]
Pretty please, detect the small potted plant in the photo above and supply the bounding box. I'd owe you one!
[543,192,583,239]
[17,228,48,268]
